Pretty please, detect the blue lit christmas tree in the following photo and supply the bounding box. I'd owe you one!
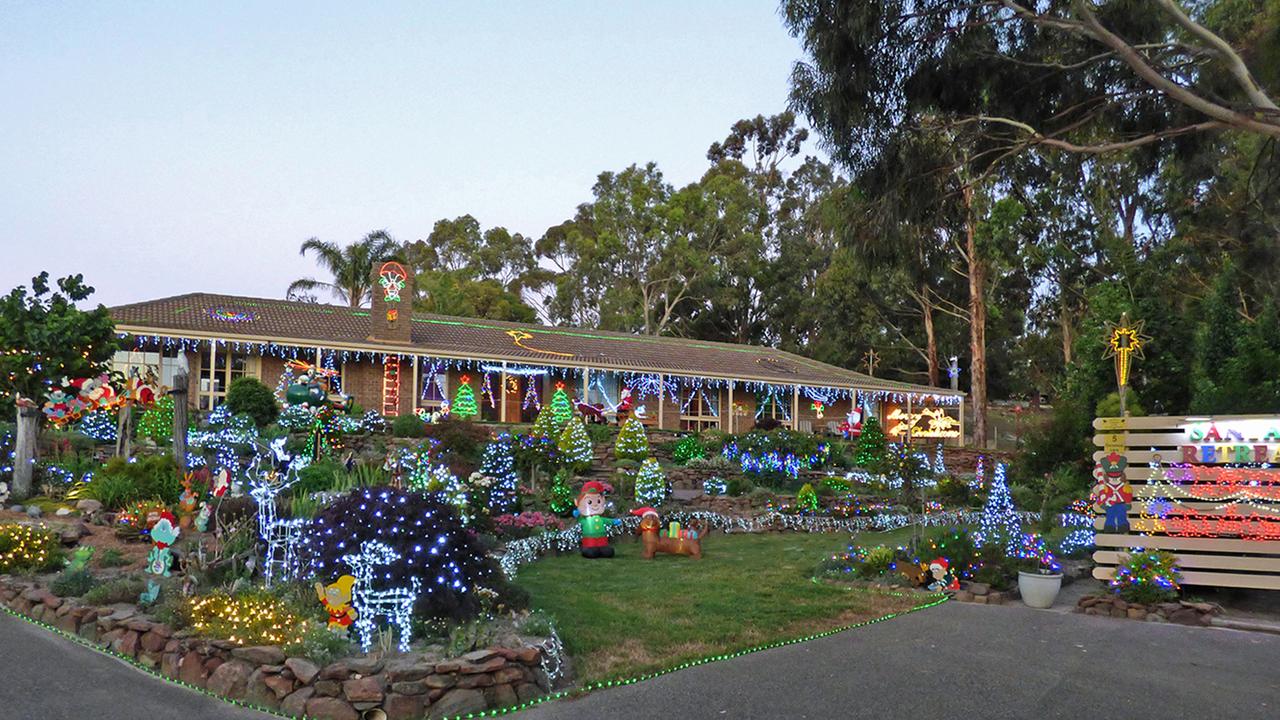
[975,462,1022,556]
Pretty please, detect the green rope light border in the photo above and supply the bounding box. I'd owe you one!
[4,592,947,720]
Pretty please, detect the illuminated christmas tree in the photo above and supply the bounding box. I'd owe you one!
[854,415,887,467]
[975,462,1022,556]
[549,468,575,515]
[549,382,573,434]
[478,435,519,513]
[796,482,819,514]
[531,406,555,438]
[614,418,649,462]
[557,416,593,470]
[137,395,175,444]
[634,457,668,506]
[452,375,479,418]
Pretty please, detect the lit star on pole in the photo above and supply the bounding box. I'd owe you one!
[1103,312,1150,389]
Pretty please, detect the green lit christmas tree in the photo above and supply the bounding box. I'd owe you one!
[796,482,819,514]
[614,417,649,462]
[137,395,174,444]
[855,415,887,468]
[531,406,555,438]
[452,374,479,418]
[549,468,575,515]
[557,416,593,470]
[549,381,574,434]
[635,457,668,506]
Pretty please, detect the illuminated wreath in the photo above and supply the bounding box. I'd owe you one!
[207,307,256,323]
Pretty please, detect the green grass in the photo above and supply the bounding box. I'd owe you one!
[517,531,931,683]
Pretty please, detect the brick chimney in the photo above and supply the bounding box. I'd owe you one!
[369,261,414,344]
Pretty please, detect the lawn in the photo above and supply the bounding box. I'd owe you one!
[516,530,937,683]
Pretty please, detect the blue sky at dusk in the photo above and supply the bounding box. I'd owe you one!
[1,2,812,307]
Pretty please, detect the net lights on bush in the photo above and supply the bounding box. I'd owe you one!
[477,435,519,513]
[635,457,668,506]
[187,591,306,647]
[974,462,1022,557]
[556,416,593,468]
[721,441,826,479]
[76,410,118,442]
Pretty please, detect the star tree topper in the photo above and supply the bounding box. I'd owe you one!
[1103,312,1150,389]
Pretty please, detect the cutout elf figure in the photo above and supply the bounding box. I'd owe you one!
[315,575,358,633]
[574,480,621,558]
[1091,452,1133,533]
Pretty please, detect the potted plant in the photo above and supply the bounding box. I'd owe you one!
[1017,533,1063,608]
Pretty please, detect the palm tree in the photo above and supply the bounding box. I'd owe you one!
[287,230,401,307]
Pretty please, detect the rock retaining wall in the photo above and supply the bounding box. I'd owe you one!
[0,578,551,720]
[1075,594,1224,625]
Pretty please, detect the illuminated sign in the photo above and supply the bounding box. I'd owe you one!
[1179,418,1280,464]
[886,407,961,439]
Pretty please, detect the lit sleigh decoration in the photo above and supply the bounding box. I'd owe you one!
[342,539,422,653]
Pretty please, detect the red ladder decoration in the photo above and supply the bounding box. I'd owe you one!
[382,356,401,416]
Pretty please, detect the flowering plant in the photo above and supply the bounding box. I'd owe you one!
[493,511,566,540]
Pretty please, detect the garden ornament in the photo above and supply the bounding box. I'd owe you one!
[148,512,181,577]
[926,557,959,591]
[631,506,704,559]
[1091,452,1133,533]
[574,480,621,559]
[315,575,359,633]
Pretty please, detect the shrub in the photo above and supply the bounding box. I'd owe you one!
[50,568,99,597]
[556,417,593,470]
[300,488,498,620]
[97,548,130,568]
[283,622,351,666]
[422,416,491,474]
[225,377,278,427]
[671,435,705,464]
[292,457,347,496]
[796,483,819,513]
[0,524,64,573]
[82,574,148,605]
[726,475,755,496]
[1111,550,1182,604]
[614,418,649,462]
[584,423,613,445]
[188,590,307,646]
[492,511,565,540]
[703,476,728,496]
[391,412,427,438]
[91,454,182,508]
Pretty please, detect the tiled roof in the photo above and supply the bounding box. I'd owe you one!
[109,293,960,394]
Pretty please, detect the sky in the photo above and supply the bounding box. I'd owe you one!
[1,1,814,308]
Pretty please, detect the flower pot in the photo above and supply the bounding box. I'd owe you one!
[1018,570,1063,609]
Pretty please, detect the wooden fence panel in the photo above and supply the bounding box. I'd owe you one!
[1090,415,1280,591]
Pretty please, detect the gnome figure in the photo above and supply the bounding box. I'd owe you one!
[574,481,621,558]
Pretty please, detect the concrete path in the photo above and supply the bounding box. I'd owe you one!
[0,610,270,720]
[518,601,1280,720]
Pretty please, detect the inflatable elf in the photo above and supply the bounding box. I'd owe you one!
[574,480,621,558]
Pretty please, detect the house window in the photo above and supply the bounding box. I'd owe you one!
[680,385,720,431]
[111,349,182,388]
[197,346,259,410]
[419,370,449,409]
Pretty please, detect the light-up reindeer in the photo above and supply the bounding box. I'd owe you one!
[248,438,310,587]
[341,540,422,653]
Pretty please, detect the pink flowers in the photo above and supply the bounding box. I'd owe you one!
[493,511,565,538]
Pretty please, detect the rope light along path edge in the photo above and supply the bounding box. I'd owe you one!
[3,592,947,720]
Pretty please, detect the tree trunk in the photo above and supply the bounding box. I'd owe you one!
[115,404,133,459]
[964,185,989,449]
[921,282,940,387]
[172,369,189,471]
[12,405,39,501]
[1060,302,1074,366]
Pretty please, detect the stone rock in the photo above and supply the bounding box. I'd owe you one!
[515,646,541,665]
[345,657,385,675]
[460,656,506,674]
[9,504,24,513]
[112,630,140,657]
[462,649,498,664]
[75,499,104,514]
[1110,607,1127,619]
[384,658,432,683]
[140,631,167,654]
[967,582,990,596]
[1127,608,1148,620]
[953,590,974,603]
[1085,607,1101,616]
[456,673,493,689]
[384,692,425,720]
[1168,608,1200,626]
[490,682,518,709]
[1113,599,1128,611]
[232,645,285,665]
[264,674,295,700]
[26,505,42,518]
[280,687,314,717]
[342,675,384,703]
[1146,613,1168,623]
[314,680,342,697]
[151,623,173,637]
[162,652,182,679]
[245,669,280,710]
[1079,596,1101,608]
[305,696,359,720]
[425,673,457,689]
[207,660,255,698]
[434,661,461,674]
[392,681,428,696]
[515,683,541,702]
[429,688,487,720]
[179,651,208,686]
[988,591,1006,605]
[319,662,353,681]
[56,611,80,634]
[494,667,526,685]
[972,595,988,604]
[285,657,321,684]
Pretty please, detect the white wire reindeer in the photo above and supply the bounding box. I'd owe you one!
[341,540,422,653]
[248,438,310,587]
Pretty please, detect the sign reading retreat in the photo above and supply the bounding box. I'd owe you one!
[1180,418,1280,464]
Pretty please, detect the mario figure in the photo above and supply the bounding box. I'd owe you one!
[574,480,621,558]
[1092,452,1133,533]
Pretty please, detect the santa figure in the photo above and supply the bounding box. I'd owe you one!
[1091,452,1133,533]
[840,407,864,439]
[574,480,621,559]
